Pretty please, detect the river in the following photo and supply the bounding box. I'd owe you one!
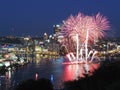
[0,57,100,90]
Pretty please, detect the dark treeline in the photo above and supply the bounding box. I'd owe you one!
[15,78,54,90]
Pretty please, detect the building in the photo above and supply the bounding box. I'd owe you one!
[53,25,61,36]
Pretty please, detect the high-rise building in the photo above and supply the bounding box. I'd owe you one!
[53,24,61,36]
[53,24,64,43]
[43,33,48,40]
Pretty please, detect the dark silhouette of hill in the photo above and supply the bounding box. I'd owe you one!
[15,78,54,90]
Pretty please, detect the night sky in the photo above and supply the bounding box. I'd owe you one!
[0,0,120,37]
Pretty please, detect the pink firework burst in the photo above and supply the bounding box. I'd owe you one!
[93,13,110,39]
[61,12,110,52]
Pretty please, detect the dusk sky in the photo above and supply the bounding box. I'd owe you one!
[0,0,120,37]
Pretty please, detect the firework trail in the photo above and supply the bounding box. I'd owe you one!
[61,12,110,52]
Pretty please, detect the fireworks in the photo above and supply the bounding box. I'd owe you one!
[61,12,110,53]
[60,12,110,77]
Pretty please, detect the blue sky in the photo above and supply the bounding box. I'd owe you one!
[0,0,120,37]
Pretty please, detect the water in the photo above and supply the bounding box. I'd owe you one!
[0,57,100,90]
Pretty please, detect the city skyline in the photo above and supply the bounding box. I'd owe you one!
[0,0,120,37]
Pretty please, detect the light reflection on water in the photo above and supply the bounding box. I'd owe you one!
[0,57,100,90]
[63,63,100,81]
[63,64,84,81]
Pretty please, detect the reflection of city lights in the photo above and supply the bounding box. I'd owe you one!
[5,54,9,59]
[5,68,11,79]
[8,69,12,79]
[35,73,39,80]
